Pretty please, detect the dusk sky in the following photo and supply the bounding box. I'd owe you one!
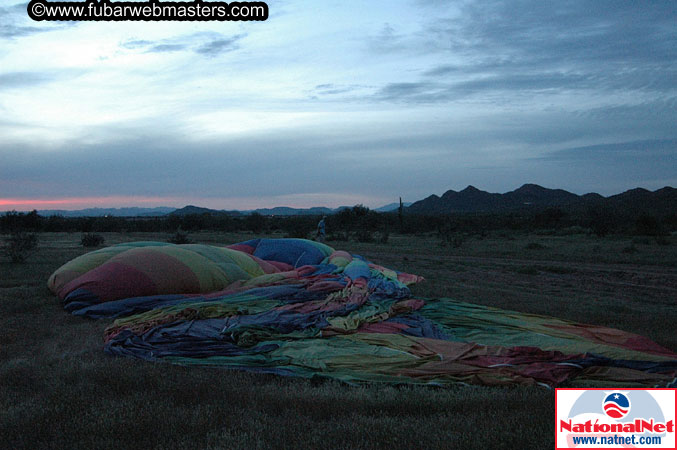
[1,0,675,211]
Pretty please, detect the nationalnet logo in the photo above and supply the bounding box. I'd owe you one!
[556,388,676,449]
[603,392,631,419]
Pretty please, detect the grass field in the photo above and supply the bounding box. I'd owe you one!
[1,231,676,449]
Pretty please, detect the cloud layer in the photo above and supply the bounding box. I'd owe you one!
[1,0,675,210]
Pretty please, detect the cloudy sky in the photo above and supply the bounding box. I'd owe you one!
[1,0,675,211]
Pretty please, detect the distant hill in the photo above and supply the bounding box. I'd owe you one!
[251,207,334,216]
[35,204,346,218]
[503,184,580,207]
[29,185,675,218]
[374,202,412,212]
[407,184,676,215]
[169,205,333,217]
[169,205,240,216]
[605,187,677,214]
[38,207,176,217]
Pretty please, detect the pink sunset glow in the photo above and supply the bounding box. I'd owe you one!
[0,193,385,212]
[0,196,184,211]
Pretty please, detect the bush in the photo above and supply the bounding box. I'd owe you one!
[634,214,667,236]
[556,226,587,236]
[354,230,374,243]
[168,229,191,244]
[655,235,670,246]
[438,222,472,248]
[326,231,349,242]
[244,213,267,234]
[4,232,38,263]
[622,244,638,253]
[587,208,614,237]
[283,221,310,239]
[440,231,464,248]
[515,266,538,275]
[81,233,105,247]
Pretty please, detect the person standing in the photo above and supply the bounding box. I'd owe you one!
[316,216,326,242]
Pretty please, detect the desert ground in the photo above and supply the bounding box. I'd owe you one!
[1,231,675,449]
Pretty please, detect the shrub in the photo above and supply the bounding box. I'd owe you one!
[634,214,666,236]
[244,213,267,234]
[4,232,38,263]
[440,234,465,248]
[515,266,538,275]
[587,208,614,237]
[556,226,587,236]
[439,226,465,248]
[496,231,516,240]
[354,230,374,243]
[655,235,670,246]
[621,244,638,253]
[326,231,349,241]
[81,233,105,247]
[283,221,310,239]
[168,229,191,244]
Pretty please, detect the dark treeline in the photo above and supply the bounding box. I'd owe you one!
[1,205,675,238]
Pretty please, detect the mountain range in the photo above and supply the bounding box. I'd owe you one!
[35,207,177,217]
[31,184,675,217]
[168,205,339,217]
[407,184,675,215]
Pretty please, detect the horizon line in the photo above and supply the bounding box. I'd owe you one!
[0,184,674,213]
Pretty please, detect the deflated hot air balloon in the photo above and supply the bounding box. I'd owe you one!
[49,238,677,387]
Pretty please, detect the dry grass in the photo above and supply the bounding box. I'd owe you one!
[1,231,675,449]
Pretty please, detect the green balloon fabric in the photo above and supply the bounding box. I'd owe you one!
[48,238,677,388]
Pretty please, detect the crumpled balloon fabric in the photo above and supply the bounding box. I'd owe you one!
[48,238,677,387]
